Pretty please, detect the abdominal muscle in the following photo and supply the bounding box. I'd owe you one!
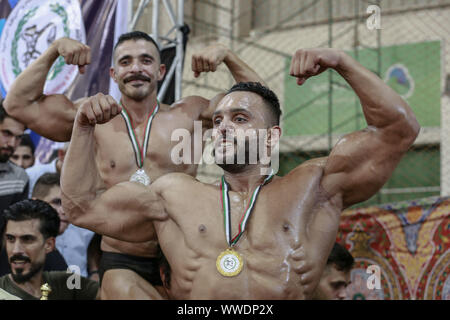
[171,252,305,300]
[168,248,307,300]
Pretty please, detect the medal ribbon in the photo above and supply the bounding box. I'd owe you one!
[220,172,274,247]
[120,101,159,168]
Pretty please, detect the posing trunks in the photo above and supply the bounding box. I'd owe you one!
[99,252,163,286]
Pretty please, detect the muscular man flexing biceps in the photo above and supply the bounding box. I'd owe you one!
[4,32,264,299]
[62,48,419,299]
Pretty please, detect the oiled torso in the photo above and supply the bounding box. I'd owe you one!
[156,162,341,299]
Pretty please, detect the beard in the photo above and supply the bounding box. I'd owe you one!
[10,255,44,284]
[0,147,13,162]
[214,138,261,173]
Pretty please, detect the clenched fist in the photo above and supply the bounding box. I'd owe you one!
[76,93,121,127]
[289,48,343,85]
[54,37,91,74]
[191,43,229,78]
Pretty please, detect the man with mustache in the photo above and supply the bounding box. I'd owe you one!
[0,148,69,278]
[0,102,28,214]
[1,174,71,277]
[0,199,99,300]
[61,47,419,299]
[3,31,263,299]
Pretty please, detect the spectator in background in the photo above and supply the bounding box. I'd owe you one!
[32,172,100,280]
[0,102,29,277]
[1,146,67,276]
[26,142,67,198]
[312,242,355,300]
[0,101,28,213]
[0,199,98,299]
[1,196,68,277]
[10,134,35,169]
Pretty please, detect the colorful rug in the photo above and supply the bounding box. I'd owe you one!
[337,196,450,300]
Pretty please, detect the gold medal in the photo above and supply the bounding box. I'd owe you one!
[217,172,274,278]
[216,248,243,277]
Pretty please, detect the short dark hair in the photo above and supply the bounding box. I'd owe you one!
[3,199,60,239]
[114,31,160,58]
[32,172,60,199]
[327,242,355,272]
[18,134,35,154]
[226,82,282,126]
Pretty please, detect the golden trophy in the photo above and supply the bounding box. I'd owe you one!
[40,283,52,300]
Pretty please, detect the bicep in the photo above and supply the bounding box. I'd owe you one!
[77,182,167,242]
[321,127,406,208]
[27,95,78,142]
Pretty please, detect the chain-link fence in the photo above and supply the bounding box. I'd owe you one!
[176,0,450,209]
[128,0,450,300]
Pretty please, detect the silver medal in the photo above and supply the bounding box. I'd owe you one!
[121,101,159,188]
[130,169,151,186]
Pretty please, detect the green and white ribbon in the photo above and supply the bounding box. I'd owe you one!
[220,172,274,247]
[120,101,159,168]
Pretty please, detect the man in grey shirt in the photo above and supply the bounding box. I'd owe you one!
[0,101,28,213]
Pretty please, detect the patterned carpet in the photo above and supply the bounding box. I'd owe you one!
[337,196,449,300]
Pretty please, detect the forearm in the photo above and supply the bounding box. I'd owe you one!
[61,96,164,242]
[336,53,419,138]
[61,122,102,219]
[223,50,266,85]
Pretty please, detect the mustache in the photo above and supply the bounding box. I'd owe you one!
[124,74,151,83]
[1,147,14,153]
[10,254,31,264]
